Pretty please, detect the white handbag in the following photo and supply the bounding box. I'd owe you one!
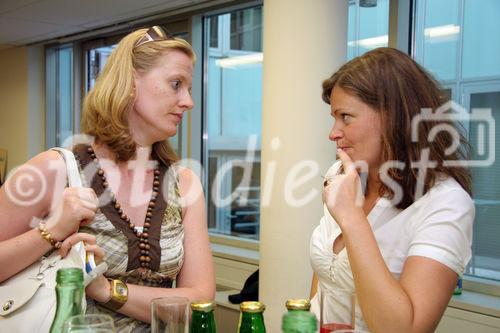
[0,147,107,332]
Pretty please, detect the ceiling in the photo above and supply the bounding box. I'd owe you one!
[0,0,212,50]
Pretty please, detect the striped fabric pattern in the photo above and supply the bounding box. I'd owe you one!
[79,164,184,332]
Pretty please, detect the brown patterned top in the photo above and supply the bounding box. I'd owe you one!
[71,145,184,332]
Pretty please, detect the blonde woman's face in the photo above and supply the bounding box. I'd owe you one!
[328,86,383,170]
[130,49,193,145]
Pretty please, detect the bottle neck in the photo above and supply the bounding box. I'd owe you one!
[49,283,85,333]
[239,312,266,333]
[190,310,217,333]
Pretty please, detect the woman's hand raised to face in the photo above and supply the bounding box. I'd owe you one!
[44,187,99,241]
[322,148,365,228]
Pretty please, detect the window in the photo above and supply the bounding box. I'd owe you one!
[415,0,500,282]
[87,45,115,92]
[203,7,263,239]
[348,0,390,60]
[464,86,500,281]
[414,0,460,82]
[45,45,74,148]
[462,0,500,79]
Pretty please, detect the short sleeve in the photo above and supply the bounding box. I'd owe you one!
[407,180,474,274]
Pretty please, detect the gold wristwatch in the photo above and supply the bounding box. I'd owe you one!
[100,279,128,311]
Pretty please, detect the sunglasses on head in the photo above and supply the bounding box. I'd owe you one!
[134,26,174,48]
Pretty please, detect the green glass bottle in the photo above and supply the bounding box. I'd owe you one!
[237,301,266,333]
[285,299,311,312]
[49,268,85,333]
[282,311,317,333]
[190,300,217,333]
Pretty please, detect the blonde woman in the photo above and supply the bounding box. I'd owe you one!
[0,26,214,331]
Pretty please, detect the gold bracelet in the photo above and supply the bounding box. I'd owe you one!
[38,222,62,249]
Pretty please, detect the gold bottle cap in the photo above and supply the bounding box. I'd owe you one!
[240,301,265,313]
[191,300,216,312]
[285,299,311,311]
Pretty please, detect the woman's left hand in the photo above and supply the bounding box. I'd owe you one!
[323,148,365,228]
[58,232,110,302]
[58,232,104,263]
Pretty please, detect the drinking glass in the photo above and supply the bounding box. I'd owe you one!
[151,297,190,333]
[319,288,356,333]
[62,314,115,332]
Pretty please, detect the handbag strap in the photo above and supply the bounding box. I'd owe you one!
[50,147,105,278]
[50,147,82,188]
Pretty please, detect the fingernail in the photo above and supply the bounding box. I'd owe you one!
[337,148,343,152]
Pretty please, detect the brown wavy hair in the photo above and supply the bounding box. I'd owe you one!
[322,47,472,209]
[81,28,196,165]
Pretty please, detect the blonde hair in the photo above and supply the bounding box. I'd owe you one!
[81,28,196,165]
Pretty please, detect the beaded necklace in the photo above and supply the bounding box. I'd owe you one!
[86,146,160,269]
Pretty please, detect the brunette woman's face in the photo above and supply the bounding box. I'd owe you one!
[130,49,193,145]
[328,86,384,170]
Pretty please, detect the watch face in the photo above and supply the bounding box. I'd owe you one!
[116,284,127,296]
